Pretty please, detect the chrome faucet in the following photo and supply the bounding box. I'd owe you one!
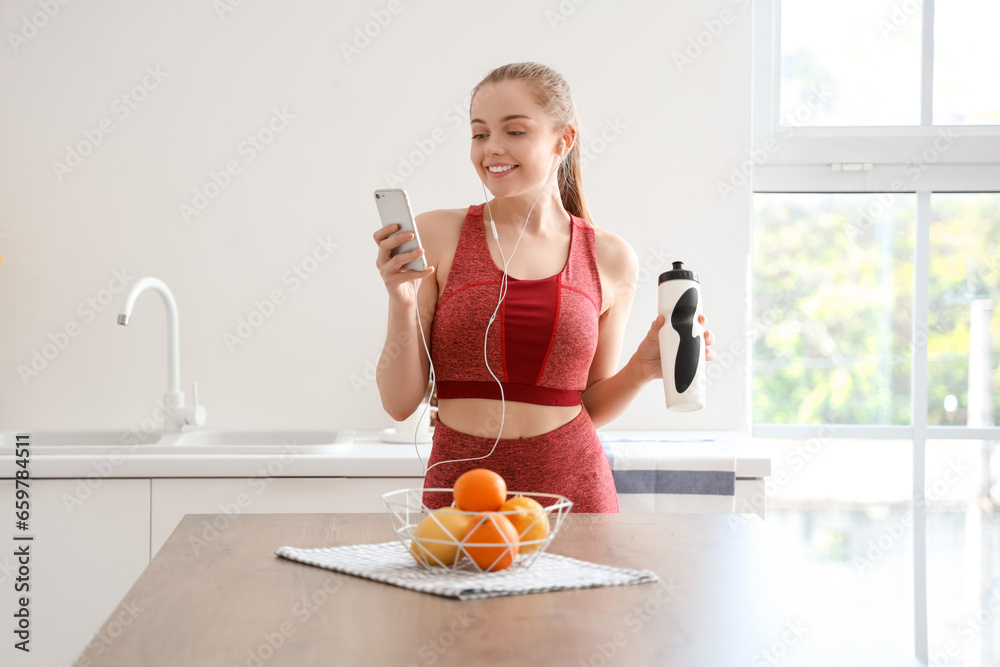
[117,277,206,432]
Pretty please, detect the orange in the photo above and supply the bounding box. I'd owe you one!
[499,495,549,553]
[410,507,475,567]
[453,468,507,512]
[460,513,519,572]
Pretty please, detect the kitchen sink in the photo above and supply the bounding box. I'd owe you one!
[166,430,351,447]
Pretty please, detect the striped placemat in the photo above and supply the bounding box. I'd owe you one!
[275,541,658,600]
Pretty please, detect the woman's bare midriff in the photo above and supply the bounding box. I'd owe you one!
[436,398,582,439]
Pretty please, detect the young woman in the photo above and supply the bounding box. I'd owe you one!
[373,62,714,512]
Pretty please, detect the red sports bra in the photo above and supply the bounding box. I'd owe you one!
[430,203,602,407]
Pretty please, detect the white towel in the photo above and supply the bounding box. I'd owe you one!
[275,541,658,600]
[601,434,737,513]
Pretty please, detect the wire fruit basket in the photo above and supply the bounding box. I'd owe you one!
[381,488,573,573]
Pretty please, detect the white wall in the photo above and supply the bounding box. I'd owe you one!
[0,0,752,433]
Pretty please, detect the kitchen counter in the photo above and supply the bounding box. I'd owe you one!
[0,430,769,479]
[74,512,923,666]
[0,433,775,663]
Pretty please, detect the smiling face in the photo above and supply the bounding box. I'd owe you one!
[469,79,568,198]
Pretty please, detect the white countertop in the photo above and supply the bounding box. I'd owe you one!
[0,430,770,479]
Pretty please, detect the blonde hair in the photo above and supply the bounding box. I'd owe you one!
[471,62,594,225]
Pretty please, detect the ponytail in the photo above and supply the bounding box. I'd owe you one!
[557,132,594,226]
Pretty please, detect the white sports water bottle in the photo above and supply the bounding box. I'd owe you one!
[658,261,705,411]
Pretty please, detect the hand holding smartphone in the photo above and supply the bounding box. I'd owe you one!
[374,188,427,272]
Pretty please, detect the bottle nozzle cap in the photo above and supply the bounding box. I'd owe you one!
[659,260,699,284]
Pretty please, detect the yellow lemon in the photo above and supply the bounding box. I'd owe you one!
[410,507,474,566]
[499,495,548,553]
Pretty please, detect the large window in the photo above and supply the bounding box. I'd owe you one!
[752,1,1000,664]
[754,193,916,425]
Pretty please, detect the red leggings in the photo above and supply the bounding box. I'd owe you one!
[422,404,619,513]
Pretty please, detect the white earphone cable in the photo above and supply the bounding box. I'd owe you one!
[411,287,435,472]
[420,147,565,475]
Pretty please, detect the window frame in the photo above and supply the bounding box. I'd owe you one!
[750,0,1000,663]
[752,0,1000,194]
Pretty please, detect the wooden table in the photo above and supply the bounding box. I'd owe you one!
[77,513,923,666]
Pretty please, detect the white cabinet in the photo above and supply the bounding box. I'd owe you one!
[0,479,150,667]
[0,475,416,666]
[150,477,420,556]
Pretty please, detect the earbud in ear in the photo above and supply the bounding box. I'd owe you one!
[559,139,567,156]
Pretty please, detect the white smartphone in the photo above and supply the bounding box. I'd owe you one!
[373,188,427,272]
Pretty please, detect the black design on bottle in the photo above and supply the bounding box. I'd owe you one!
[671,287,700,394]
